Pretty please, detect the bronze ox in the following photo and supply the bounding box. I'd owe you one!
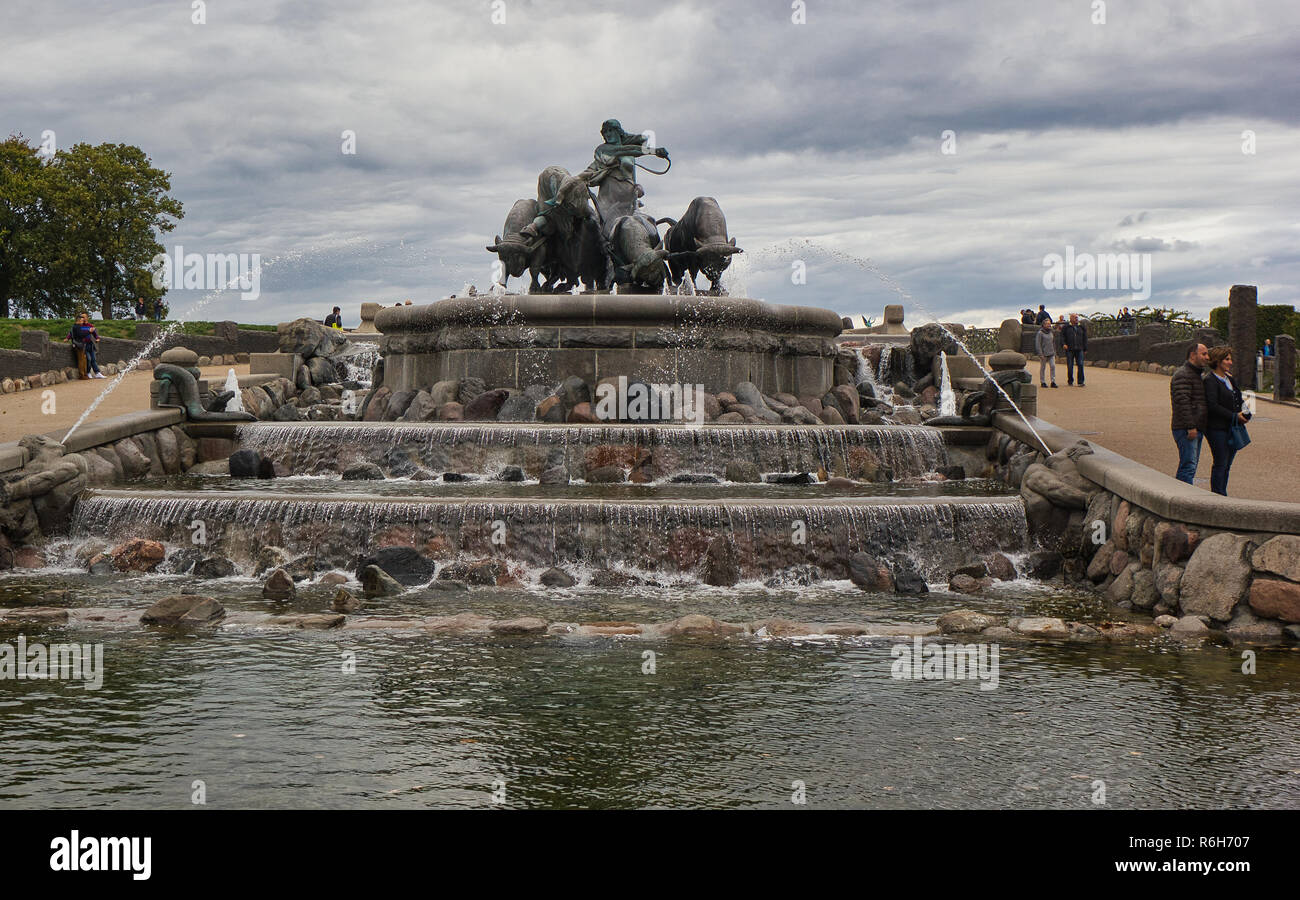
[657,196,742,294]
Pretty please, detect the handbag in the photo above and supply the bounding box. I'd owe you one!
[1228,422,1251,451]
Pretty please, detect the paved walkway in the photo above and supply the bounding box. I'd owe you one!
[0,364,248,440]
[1034,365,1300,504]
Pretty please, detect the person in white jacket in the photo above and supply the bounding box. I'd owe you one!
[1034,319,1058,388]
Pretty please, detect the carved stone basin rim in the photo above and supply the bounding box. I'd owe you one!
[374,294,845,335]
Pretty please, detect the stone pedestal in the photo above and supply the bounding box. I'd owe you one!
[879,304,907,334]
[1275,334,1296,401]
[1229,284,1258,391]
[374,294,844,397]
[997,319,1022,351]
[355,303,381,333]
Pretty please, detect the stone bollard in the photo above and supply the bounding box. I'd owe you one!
[881,304,907,334]
[1275,334,1296,401]
[356,302,380,333]
[1229,284,1258,391]
[997,319,1022,352]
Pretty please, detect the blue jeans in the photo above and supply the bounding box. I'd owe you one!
[1066,349,1085,384]
[84,343,101,375]
[1172,429,1202,484]
[1205,428,1237,495]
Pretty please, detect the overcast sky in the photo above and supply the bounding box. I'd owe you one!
[4,0,1298,327]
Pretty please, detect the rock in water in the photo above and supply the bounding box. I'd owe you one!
[109,538,166,572]
[341,461,385,480]
[194,556,237,579]
[332,588,363,613]
[141,595,226,625]
[540,567,576,588]
[354,547,436,585]
[262,568,297,600]
[360,565,404,598]
[848,552,892,592]
[229,449,275,478]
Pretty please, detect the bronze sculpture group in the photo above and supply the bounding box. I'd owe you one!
[487,119,742,294]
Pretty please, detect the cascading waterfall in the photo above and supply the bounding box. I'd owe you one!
[234,421,951,480]
[70,490,1028,581]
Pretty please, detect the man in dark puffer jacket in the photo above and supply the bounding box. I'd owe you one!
[1169,343,1209,484]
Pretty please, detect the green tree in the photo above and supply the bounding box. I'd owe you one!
[0,135,47,318]
[48,142,183,320]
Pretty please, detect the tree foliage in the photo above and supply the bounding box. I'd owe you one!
[0,135,183,319]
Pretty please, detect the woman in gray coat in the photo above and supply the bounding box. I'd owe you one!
[1034,320,1058,388]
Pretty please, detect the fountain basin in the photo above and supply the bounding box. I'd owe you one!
[374,294,844,396]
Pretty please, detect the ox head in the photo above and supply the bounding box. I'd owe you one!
[486,235,532,278]
[630,247,670,288]
[694,236,743,282]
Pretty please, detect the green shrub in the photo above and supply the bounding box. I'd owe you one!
[0,318,275,349]
[1208,304,1297,346]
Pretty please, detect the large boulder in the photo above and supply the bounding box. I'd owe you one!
[464,389,509,421]
[1251,536,1300,583]
[733,382,780,423]
[306,356,339,385]
[848,552,893,592]
[229,449,275,478]
[262,568,297,600]
[278,317,347,359]
[355,547,436,586]
[360,565,405,598]
[430,380,460,407]
[1248,579,1300,623]
[497,393,537,422]
[1180,533,1253,621]
[399,390,438,422]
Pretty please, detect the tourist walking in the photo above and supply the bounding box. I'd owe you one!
[1060,313,1087,386]
[1203,346,1250,496]
[1169,343,1209,484]
[68,312,105,379]
[134,298,146,320]
[1262,338,1274,358]
[1035,320,1058,388]
[1035,304,1051,325]
[325,306,343,329]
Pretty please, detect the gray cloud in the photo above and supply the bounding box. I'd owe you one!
[2,0,1298,326]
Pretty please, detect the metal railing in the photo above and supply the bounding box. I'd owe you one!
[959,328,1000,354]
